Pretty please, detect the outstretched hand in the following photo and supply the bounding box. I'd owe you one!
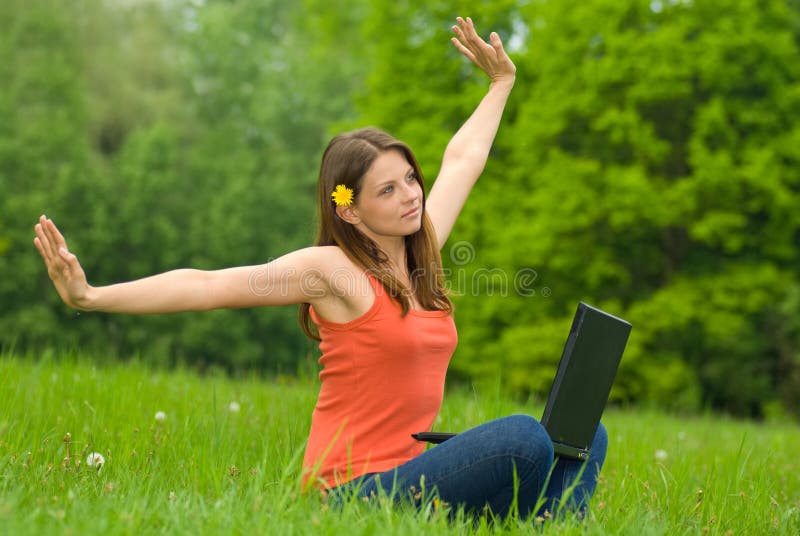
[33,215,90,310]
[451,17,516,85]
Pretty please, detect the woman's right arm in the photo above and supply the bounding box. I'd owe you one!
[33,215,332,313]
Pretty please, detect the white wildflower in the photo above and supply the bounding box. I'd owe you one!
[155,411,167,422]
[228,401,241,413]
[654,449,669,462]
[86,452,105,472]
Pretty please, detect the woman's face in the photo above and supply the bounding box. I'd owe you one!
[349,149,423,244]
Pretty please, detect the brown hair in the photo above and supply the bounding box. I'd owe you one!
[299,127,453,340]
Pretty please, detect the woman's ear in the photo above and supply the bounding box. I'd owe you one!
[335,204,361,225]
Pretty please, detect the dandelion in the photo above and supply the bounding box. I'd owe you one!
[154,411,167,422]
[228,401,241,413]
[86,452,105,472]
[654,449,669,462]
[330,184,354,206]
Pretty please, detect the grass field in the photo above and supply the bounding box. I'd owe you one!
[1,352,799,535]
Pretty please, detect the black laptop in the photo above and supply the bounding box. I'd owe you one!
[412,302,632,461]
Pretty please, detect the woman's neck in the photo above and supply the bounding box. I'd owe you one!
[378,238,409,277]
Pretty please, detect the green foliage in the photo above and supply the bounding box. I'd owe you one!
[504,0,800,418]
[0,0,94,348]
[0,0,368,371]
[358,0,800,419]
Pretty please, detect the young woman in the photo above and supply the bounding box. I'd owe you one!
[34,17,607,519]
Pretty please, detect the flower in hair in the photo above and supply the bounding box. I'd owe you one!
[331,184,354,207]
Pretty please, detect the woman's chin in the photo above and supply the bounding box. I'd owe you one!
[404,223,423,236]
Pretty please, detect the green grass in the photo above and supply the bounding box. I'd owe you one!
[1,352,799,535]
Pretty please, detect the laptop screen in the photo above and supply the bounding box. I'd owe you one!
[540,302,631,459]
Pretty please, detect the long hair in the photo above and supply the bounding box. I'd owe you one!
[299,127,453,340]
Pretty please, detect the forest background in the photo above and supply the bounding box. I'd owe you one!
[2,0,800,421]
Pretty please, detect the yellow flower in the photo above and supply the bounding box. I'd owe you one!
[331,184,354,207]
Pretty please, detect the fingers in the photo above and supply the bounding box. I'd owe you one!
[34,215,74,271]
[452,16,500,68]
[34,216,55,261]
[59,247,78,266]
[35,216,68,256]
[489,31,505,56]
[452,16,484,53]
[452,16,470,43]
[458,16,478,44]
[45,217,69,254]
[33,235,48,263]
[451,24,481,64]
[451,16,516,82]
[450,36,476,63]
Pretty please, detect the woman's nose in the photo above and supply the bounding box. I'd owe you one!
[402,180,420,202]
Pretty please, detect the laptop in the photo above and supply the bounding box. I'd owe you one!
[412,302,632,460]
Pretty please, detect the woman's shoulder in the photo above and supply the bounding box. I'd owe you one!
[307,245,358,271]
[304,245,369,286]
[304,245,376,321]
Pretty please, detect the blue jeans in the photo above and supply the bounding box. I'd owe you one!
[332,415,608,519]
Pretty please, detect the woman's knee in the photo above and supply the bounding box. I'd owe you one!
[492,414,554,460]
[587,421,609,469]
[592,422,608,453]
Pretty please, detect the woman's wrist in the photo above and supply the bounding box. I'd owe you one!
[489,76,515,92]
[76,285,99,311]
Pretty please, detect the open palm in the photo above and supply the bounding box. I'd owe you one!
[451,16,516,84]
[33,216,90,310]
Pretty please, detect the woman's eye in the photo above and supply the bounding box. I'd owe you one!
[382,185,393,194]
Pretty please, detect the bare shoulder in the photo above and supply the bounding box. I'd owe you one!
[305,245,360,275]
[301,245,374,322]
[277,245,367,295]
[311,244,351,265]
[307,245,368,293]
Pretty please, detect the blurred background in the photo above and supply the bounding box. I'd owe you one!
[2,0,799,420]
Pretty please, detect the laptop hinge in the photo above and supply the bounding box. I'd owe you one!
[552,441,590,461]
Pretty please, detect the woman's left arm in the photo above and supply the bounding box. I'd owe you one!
[426,16,516,248]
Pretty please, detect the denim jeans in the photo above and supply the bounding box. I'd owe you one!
[332,414,608,520]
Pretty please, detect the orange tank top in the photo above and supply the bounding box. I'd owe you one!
[303,272,457,488]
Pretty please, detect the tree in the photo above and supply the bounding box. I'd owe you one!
[358,0,800,418]
[0,0,370,372]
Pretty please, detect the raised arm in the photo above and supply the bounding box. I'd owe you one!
[33,215,331,313]
[426,16,516,248]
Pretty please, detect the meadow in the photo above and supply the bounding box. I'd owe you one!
[1,352,798,535]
